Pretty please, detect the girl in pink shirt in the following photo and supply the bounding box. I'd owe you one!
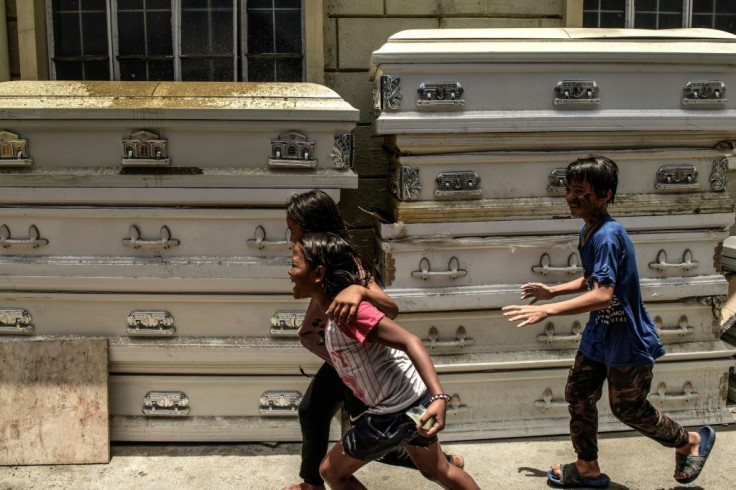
[289,232,479,490]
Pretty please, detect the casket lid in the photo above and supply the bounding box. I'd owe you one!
[0,81,359,121]
[371,27,736,76]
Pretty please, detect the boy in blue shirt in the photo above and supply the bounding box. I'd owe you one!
[503,155,715,488]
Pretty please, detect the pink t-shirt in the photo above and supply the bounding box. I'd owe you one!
[325,302,426,414]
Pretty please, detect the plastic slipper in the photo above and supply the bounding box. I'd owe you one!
[675,426,716,484]
[547,463,610,488]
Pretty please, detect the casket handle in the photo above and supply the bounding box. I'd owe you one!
[648,249,697,272]
[246,225,293,251]
[0,306,35,335]
[531,253,583,276]
[270,310,305,338]
[122,225,180,250]
[142,391,190,416]
[653,315,694,339]
[126,310,176,336]
[411,257,467,280]
[534,388,567,409]
[536,321,582,343]
[0,224,49,249]
[422,326,474,351]
[259,390,303,416]
[647,382,698,407]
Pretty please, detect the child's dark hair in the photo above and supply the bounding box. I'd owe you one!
[566,155,619,204]
[286,190,351,241]
[298,232,371,300]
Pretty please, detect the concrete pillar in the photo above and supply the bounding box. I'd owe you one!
[16,0,48,80]
[0,0,10,81]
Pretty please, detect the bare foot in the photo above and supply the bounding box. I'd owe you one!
[451,454,465,469]
[550,459,602,480]
[281,483,326,490]
[674,431,702,480]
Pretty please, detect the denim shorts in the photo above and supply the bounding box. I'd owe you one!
[340,392,438,462]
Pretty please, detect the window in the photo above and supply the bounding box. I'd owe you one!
[584,0,736,33]
[46,0,305,82]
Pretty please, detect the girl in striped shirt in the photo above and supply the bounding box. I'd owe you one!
[289,232,479,490]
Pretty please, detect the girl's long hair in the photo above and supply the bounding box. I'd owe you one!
[299,233,371,301]
[286,190,375,279]
[286,190,351,241]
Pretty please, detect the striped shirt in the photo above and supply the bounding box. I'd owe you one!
[325,301,426,415]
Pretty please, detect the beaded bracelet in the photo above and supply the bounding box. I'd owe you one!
[429,393,452,403]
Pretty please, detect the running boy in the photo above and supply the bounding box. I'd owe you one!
[289,232,480,490]
[502,155,715,488]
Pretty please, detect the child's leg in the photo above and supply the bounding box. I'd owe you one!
[319,443,370,490]
[565,353,607,462]
[606,363,688,448]
[295,363,345,488]
[404,441,480,490]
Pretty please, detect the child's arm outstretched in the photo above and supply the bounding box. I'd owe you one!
[503,279,613,328]
[327,280,399,324]
[367,317,446,436]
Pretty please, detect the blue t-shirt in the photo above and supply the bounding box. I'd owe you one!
[578,215,665,367]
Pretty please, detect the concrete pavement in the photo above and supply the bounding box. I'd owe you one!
[2,406,735,490]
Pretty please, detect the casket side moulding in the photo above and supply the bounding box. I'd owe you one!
[0,186,344,207]
[383,276,728,313]
[374,110,736,136]
[378,213,735,239]
[0,206,296,258]
[386,192,734,224]
[387,147,732,202]
[0,291,307,338]
[384,131,736,155]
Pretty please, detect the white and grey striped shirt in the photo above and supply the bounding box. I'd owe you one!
[325,302,425,415]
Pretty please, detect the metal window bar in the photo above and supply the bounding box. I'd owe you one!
[244,0,304,82]
[111,0,175,81]
[46,0,114,80]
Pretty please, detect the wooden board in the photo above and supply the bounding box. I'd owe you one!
[0,337,109,464]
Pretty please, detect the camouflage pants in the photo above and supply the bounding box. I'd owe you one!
[566,352,689,462]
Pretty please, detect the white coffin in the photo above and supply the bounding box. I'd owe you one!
[0,292,307,338]
[371,28,736,135]
[0,207,293,258]
[0,81,358,205]
[388,147,732,202]
[378,230,728,311]
[0,81,358,171]
[109,374,340,442]
[433,357,734,441]
[395,300,722,362]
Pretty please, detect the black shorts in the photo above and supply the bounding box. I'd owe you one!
[341,392,438,462]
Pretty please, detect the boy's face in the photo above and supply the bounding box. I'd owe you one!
[565,178,610,221]
[289,243,318,299]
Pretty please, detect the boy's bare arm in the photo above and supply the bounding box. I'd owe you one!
[503,282,613,328]
[327,280,399,324]
[367,317,447,436]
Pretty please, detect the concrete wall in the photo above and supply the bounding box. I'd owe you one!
[323,0,579,260]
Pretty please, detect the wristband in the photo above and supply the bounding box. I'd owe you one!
[429,393,452,403]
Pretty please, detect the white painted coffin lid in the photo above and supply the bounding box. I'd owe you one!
[370,28,736,76]
[0,81,359,121]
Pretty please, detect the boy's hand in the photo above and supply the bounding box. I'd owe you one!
[326,284,363,324]
[501,304,549,328]
[418,399,446,437]
[519,282,554,303]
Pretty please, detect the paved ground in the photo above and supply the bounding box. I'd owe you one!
[2,406,735,490]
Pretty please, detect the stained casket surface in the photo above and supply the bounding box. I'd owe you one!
[0,81,359,441]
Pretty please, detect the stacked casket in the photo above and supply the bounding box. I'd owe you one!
[0,81,359,441]
[370,28,736,441]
